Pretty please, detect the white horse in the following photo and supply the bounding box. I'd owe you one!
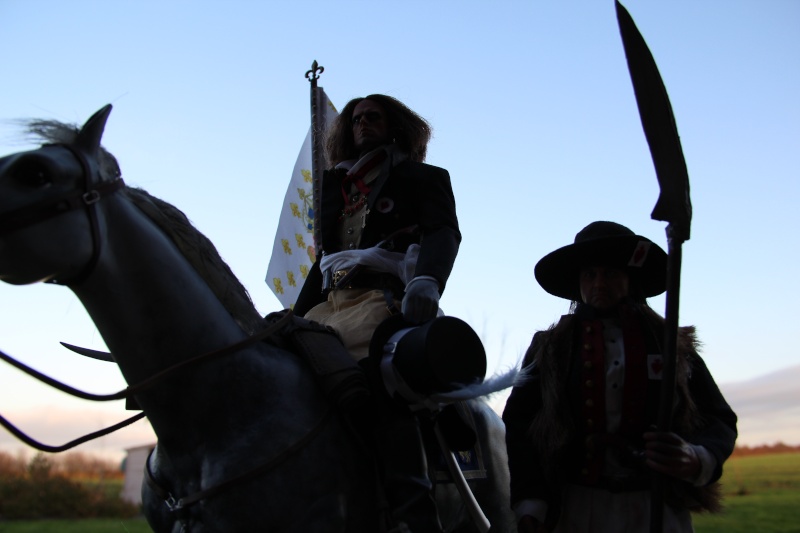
[0,105,515,532]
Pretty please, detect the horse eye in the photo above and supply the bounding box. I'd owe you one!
[14,160,52,189]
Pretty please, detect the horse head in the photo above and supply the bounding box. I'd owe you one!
[0,104,124,285]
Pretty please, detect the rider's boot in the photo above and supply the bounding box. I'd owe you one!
[272,311,373,426]
[373,407,443,533]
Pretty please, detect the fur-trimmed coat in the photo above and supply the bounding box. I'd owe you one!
[502,303,737,524]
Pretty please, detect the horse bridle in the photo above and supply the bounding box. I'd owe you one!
[0,143,125,285]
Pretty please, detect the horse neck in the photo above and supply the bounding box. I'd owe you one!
[72,195,257,440]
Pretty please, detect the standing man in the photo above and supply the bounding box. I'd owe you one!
[294,94,461,533]
[503,221,737,532]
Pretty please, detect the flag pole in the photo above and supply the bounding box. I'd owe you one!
[305,60,326,256]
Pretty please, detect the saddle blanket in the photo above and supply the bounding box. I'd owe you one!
[432,401,487,482]
[433,444,488,482]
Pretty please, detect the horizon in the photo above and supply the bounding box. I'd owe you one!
[2,362,798,463]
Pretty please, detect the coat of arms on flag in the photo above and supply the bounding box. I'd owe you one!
[265,88,338,308]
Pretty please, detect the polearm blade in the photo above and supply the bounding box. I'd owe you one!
[615,3,693,532]
[305,60,327,256]
[616,1,692,241]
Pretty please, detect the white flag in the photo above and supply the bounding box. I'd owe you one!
[266,89,338,308]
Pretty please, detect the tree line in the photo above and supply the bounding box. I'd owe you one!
[0,450,138,520]
[730,442,800,458]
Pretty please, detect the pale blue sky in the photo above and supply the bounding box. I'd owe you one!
[0,1,797,455]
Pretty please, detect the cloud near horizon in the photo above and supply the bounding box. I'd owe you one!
[717,364,800,447]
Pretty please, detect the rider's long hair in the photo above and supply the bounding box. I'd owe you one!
[325,94,432,166]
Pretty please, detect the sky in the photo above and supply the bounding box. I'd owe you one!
[0,0,797,460]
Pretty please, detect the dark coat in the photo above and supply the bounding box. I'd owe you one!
[294,158,460,316]
[502,304,737,521]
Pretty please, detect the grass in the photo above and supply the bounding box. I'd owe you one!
[0,518,151,532]
[693,452,800,533]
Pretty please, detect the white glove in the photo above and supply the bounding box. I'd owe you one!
[401,277,440,324]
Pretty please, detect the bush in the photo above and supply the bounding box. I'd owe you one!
[0,452,138,520]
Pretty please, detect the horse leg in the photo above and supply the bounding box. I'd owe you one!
[465,400,515,532]
[430,400,515,533]
[373,406,443,533]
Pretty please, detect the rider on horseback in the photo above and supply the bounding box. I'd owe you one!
[293,94,482,533]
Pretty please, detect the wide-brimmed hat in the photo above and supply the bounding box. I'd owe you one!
[369,314,486,398]
[534,221,667,301]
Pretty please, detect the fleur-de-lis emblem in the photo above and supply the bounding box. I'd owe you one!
[287,271,296,287]
[305,60,324,81]
[272,278,284,294]
[281,239,292,255]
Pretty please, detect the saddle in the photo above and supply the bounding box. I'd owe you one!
[264,310,371,418]
[263,310,477,452]
[266,310,487,531]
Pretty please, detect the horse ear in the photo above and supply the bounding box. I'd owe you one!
[75,104,113,153]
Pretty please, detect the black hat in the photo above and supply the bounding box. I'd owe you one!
[369,314,486,397]
[534,221,667,301]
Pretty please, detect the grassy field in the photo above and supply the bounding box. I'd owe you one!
[693,452,800,533]
[0,518,151,532]
[1,453,798,532]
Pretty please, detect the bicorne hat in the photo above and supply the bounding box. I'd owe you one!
[534,221,667,302]
[369,314,486,402]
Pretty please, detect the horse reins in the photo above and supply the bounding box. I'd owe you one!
[0,411,146,453]
[0,309,336,514]
[0,311,295,451]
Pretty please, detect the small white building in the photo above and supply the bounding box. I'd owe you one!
[122,443,156,505]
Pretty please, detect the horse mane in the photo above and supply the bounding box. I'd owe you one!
[23,119,266,335]
[23,119,122,181]
[124,188,266,334]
